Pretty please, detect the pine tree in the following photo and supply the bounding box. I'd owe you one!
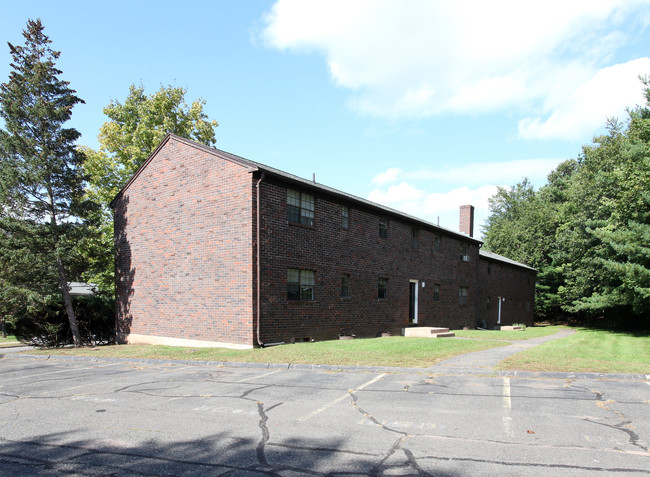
[0,19,85,346]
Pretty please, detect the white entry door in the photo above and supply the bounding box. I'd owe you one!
[409,280,419,324]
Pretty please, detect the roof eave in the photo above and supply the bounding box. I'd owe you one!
[110,133,482,244]
[252,164,482,244]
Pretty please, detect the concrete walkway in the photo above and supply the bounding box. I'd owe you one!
[428,328,576,374]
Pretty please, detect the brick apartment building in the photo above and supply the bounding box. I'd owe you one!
[112,134,536,349]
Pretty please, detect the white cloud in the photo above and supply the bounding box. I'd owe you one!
[366,156,568,235]
[368,182,499,234]
[372,158,565,188]
[371,167,402,185]
[369,183,498,217]
[262,0,650,139]
[518,58,650,139]
[368,181,425,207]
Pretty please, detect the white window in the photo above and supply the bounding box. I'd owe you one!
[287,190,314,226]
[458,286,468,305]
[287,269,314,300]
[459,243,470,261]
[341,206,349,229]
[341,274,350,298]
[378,277,388,299]
[379,218,388,238]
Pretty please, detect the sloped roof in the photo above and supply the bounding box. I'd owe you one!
[112,134,482,244]
[479,249,537,272]
[113,134,538,272]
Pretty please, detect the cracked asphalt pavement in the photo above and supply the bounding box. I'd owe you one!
[1,344,649,476]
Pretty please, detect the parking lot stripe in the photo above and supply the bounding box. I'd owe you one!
[2,362,123,382]
[235,369,283,383]
[502,377,514,437]
[297,373,387,421]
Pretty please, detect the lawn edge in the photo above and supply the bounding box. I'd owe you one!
[3,352,648,381]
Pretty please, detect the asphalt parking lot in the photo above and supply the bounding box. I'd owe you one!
[1,351,649,476]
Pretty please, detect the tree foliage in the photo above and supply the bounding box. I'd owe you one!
[0,19,87,345]
[482,81,650,329]
[84,84,218,207]
[80,84,218,290]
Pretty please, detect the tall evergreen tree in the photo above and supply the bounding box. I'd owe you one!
[0,19,85,346]
[483,79,650,329]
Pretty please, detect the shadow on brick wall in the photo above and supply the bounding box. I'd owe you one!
[115,195,135,341]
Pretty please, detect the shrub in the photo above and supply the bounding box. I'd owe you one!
[12,292,114,347]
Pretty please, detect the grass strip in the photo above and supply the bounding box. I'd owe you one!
[26,336,507,368]
[453,325,567,341]
[497,328,650,374]
[0,335,20,347]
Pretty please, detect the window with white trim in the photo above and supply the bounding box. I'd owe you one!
[341,273,350,298]
[458,286,468,305]
[287,190,314,226]
[287,269,314,301]
[411,227,418,250]
[459,243,469,261]
[378,277,388,299]
[379,218,388,238]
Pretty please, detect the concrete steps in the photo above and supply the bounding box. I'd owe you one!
[402,327,456,338]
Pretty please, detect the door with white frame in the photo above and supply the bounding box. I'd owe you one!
[409,280,419,325]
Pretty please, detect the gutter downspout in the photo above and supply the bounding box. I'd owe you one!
[256,173,265,347]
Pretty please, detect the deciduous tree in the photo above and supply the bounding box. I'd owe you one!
[483,80,650,329]
[80,84,218,290]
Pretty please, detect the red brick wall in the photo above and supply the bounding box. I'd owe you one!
[114,137,536,347]
[459,204,475,237]
[476,258,536,328]
[256,176,481,343]
[114,137,254,345]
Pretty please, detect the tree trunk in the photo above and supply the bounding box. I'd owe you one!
[56,256,82,347]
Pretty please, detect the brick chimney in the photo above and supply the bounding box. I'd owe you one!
[459,205,475,237]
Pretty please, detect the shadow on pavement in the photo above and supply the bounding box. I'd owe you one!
[0,430,461,476]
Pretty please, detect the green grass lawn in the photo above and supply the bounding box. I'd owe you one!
[453,325,567,341]
[497,328,650,374]
[0,334,19,347]
[19,327,650,373]
[27,336,507,368]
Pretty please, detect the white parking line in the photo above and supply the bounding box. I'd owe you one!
[297,373,387,421]
[502,377,514,437]
[235,369,283,383]
[2,362,123,382]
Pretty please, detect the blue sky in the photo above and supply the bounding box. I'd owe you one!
[3,0,650,236]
